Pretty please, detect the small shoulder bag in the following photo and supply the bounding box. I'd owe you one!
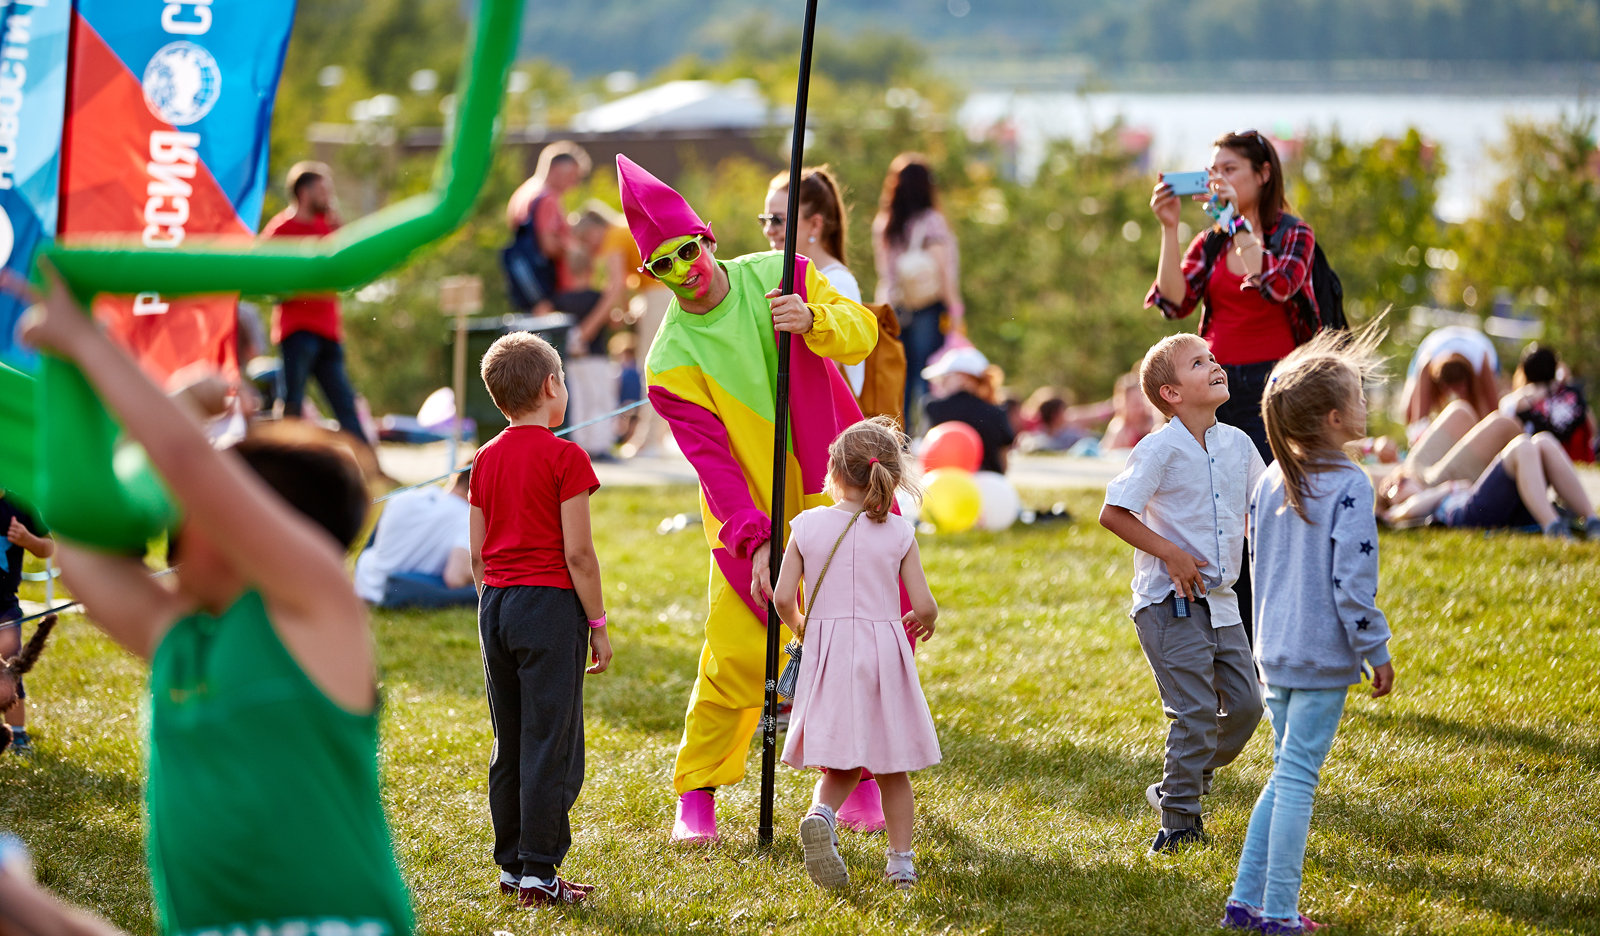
[775,508,864,701]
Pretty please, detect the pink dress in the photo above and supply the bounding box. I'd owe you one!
[780,506,941,774]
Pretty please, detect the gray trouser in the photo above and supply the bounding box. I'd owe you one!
[479,584,588,877]
[1133,594,1264,830]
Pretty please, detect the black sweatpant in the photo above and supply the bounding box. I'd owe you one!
[479,584,587,879]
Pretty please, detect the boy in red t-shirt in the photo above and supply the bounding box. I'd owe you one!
[468,332,613,907]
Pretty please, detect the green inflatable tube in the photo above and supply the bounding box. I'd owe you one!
[20,0,524,551]
[0,361,37,511]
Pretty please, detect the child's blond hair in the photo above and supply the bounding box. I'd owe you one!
[1139,333,1208,417]
[826,417,921,523]
[480,331,561,418]
[1262,324,1387,521]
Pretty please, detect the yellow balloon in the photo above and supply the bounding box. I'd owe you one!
[921,468,982,534]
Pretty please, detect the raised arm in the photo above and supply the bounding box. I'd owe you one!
[54,543,183,660]
[22,267,370,695]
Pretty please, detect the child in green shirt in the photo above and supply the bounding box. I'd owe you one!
[22,265,413,936]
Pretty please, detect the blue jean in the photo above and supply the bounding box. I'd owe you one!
[1230,684,1347,920]
[900,302,946,433]
[379,572,479,609]
[280,330,363,439]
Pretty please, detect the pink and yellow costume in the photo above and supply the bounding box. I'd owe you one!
[618,156,879,798]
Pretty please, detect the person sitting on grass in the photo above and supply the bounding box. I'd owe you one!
[1500,343,1595,464]
[1,492,53,757]
[922,346,1015,474]
[1100,333,1266,855]
[20,266,416,936]
[354,466,476,609]
[1377,431,1600,539]
[469,332,612,907]
[1223,329,1395,935]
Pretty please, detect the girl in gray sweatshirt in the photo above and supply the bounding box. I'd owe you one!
[1221,331,1396,936]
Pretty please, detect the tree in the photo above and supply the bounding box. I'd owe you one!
[1284,128,1447,328]
[1450,114,1600,387]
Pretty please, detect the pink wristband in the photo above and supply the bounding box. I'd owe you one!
[588,613,608,629]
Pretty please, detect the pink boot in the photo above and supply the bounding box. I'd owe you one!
[671,789,719,844]
[836,778,887,832]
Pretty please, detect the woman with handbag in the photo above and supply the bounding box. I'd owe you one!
[773,418,941,890]
[873,154,964,430]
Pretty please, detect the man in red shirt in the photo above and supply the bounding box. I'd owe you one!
[261,162,366,447]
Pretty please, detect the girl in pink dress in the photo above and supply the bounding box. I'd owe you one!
[774,417,942,890]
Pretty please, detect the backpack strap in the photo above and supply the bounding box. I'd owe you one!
[795,507,865,642]
[1265,212,1299,255]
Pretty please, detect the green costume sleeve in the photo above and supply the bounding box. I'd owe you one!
[17,0,523,552]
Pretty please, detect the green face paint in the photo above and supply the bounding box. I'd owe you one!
[649,235,716,302]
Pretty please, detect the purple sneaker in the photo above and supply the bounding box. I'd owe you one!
[1219,901,1261,930]
[1256,917,1304,935]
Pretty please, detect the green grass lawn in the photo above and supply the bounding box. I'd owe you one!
[4,488,1600,935]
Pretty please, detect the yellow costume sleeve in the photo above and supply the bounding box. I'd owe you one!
[802,263,877,367]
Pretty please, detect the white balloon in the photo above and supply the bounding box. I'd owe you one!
[895,488,921,524]
[973,470,1020,531]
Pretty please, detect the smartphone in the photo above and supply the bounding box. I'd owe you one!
[1162,170,1210,197]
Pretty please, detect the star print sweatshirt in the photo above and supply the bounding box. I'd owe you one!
[1249,458,1392,689]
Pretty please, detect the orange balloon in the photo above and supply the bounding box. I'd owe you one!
[921,421,983,472]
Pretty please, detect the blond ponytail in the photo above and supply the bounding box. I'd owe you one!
[826,416,921,523]
[1260,323,1387,521]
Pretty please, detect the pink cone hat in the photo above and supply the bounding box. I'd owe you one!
[617,154,711,261]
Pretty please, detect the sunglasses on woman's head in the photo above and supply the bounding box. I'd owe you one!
[643,237,705,277]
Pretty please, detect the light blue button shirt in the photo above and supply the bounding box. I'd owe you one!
[1104,418,1266,628]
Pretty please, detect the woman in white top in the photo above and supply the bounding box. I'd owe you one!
[762,166,866,394]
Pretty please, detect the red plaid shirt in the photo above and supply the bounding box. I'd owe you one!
[1145,215,1320,346]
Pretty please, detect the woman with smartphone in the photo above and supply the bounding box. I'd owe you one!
[1145,130,1320,463]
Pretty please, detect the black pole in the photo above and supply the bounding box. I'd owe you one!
[758,0,820,849]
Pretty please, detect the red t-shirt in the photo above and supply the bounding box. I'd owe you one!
[262,210,342,344]
[470,425,600,589]
[1202,257,1298,366]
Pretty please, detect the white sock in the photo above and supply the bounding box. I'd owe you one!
[807,803,837,828]
[885,848,915,875]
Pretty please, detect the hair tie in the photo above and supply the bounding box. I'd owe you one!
[869,457,880,466]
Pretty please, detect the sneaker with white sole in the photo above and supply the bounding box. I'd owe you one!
[517,876,591,907]
[799,809,849,888]
[1145,782,1161,815]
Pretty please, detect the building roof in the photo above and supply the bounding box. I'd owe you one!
[570,79,769,133]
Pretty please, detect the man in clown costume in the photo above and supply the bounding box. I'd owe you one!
[616,155,886,842]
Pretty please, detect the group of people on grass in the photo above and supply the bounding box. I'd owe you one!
[1,124,1596,936]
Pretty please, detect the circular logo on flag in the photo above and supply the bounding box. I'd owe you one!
[0,210,14,268]
[142,41,222,127]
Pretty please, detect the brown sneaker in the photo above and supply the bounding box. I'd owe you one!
[518,877,591,907]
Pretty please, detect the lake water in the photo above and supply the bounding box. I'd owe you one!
[959,92,1591,222]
